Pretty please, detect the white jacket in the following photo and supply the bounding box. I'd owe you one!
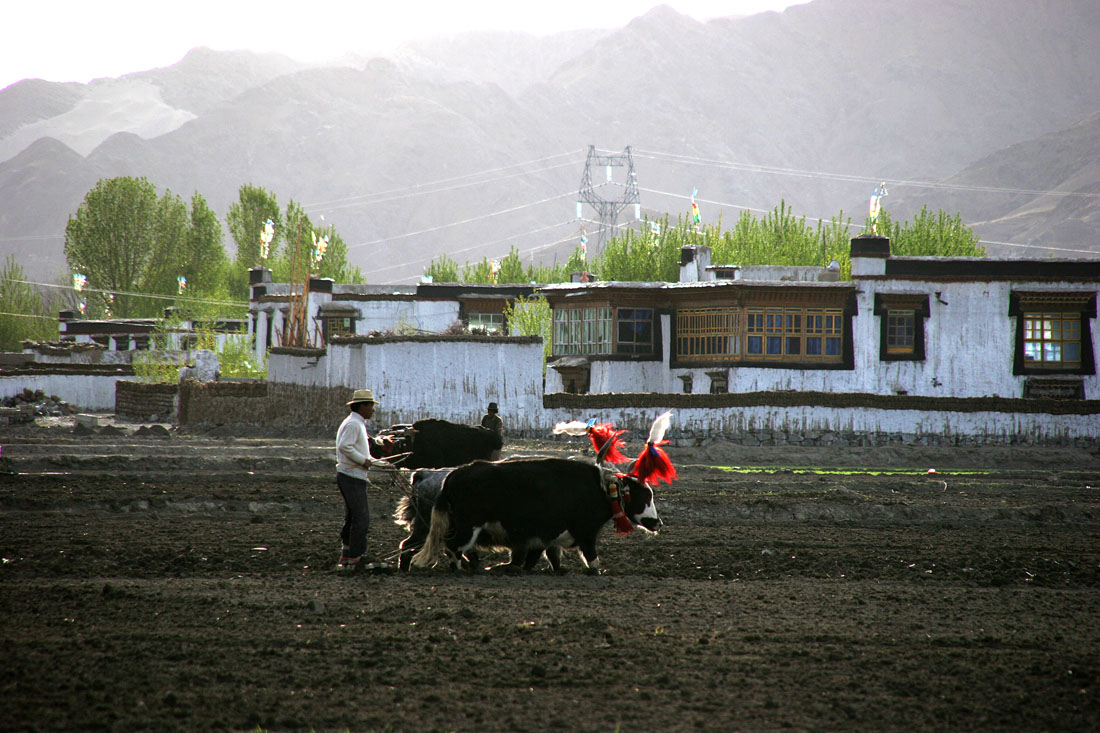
[335,411,390,480]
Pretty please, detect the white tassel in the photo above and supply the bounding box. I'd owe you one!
[553,420,591,437]
[647,411,673,445]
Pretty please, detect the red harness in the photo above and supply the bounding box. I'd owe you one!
[606,475,635,535]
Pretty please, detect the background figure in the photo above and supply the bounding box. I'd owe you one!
[480,401,503,437]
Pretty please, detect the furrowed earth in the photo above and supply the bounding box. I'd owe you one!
[2,418,1098,732]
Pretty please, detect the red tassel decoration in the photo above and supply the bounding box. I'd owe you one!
[631,441,678,486]
[609,499,635,535]
[588,423,628,464]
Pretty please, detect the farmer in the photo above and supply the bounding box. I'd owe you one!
[335,388,396,571]
[480,401,504,437]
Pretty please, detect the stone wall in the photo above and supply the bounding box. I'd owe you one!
[115,381,179,421]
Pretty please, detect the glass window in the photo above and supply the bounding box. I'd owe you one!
[552,306,615,355]
[467,312,503,334]
[616,308,654,354]
[1023,312,1081,368]
[886,310,915,354]
[676,308,739,361]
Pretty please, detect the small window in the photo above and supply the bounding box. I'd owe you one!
[467,312,503,334]
[1023,312,1081,368]
[616,308,654,355]
[875,295,928,361]
[323,316,356,342]
[886,309,915,355]
[1010,292,1095,377]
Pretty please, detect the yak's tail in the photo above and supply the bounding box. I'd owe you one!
[410,508,450,568]
[392,495,414,528]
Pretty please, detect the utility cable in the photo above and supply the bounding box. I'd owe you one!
[639,186,1097,256]
[346,191,576,250]
[629,148,1100,199]
[368,219,580,278]
[0,277,246,308]
[303,151,583,209]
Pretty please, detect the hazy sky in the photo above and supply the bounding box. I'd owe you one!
[2,1,804,90]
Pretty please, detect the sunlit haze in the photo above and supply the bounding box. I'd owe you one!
[2,0,805,90]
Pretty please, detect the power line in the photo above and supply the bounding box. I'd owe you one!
[369,219,580,278]
[639,186,1097,256]
[0,310,57,320]
[973,239,1100,256]
[0,277,246,308]
[347,191,576,250]
[308,159,580,214]
[0,233,64,242]
[303,151,582,210]
[631,148,1100,199]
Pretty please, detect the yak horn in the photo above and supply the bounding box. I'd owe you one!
[595,434,618,465]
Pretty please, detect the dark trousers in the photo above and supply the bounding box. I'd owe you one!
[337,472,370,559]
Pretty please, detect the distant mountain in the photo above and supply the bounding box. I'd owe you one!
[898,112,1100,258]
[390,28,610,96]
[1,0,1098,287]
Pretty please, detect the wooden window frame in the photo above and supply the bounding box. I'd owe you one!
[874,294,928,362]
[673,299,852,368]
[322,316,356,342]
[615,307,655,355]
[745,306,844,363]
[675,307,739,362]
[551,306,612,356]
[1009,292,1096,376]
[467,312,504,334]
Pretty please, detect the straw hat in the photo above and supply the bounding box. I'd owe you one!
[347,388,380,406]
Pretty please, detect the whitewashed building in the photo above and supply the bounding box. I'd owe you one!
[246,268,537,359]
[541,237,1100,402]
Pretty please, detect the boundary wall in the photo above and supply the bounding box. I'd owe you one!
[1,364,134,411]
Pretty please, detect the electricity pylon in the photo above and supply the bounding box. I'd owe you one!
[577,145,640,253]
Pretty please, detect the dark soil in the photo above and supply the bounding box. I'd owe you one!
[1,419,1098,732]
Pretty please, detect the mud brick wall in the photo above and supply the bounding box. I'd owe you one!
[115,381,179,420]
[178,380,354,430]
[178,380,268,426]
[260,382,356,429]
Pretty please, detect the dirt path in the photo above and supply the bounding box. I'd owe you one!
[1,420,1098,731]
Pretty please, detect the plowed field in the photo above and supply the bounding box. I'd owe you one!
[2,420,1098,732]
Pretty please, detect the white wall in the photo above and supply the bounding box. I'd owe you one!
[541,405,1097,443]
[269,338,545,427]
[0,373,123,411]
[564,280,1099,401]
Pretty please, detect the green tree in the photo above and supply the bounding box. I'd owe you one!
[64,177,161,318]
[424,253,460,282]
[312,225,364,284]
[226,184,281,297]
[877,207,985,257]
[503,294,552,361]
[271,201,362,285]
[182,192,230,294]
[496,246,527,283]
[0,256,56,348]
[139,189,190,304]
[461,257,497,284]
